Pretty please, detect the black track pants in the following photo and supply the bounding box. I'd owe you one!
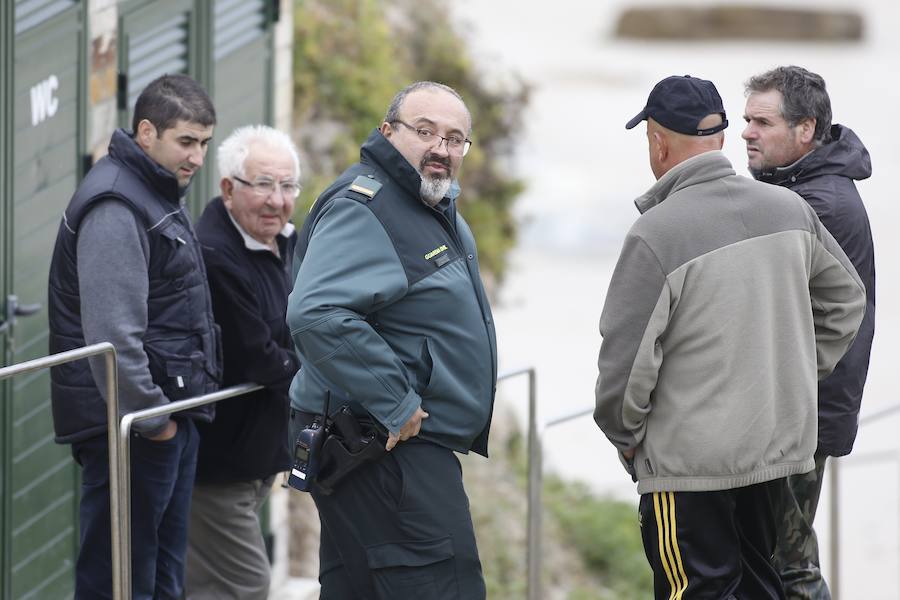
[639,479,787,600]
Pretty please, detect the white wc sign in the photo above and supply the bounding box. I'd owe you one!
[30,74,59,127]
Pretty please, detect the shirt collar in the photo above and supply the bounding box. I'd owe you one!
[225,210,295,257]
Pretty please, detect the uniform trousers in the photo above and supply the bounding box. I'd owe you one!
[185,476,275,599]
[639,479,787,599]
[289,409,486,599]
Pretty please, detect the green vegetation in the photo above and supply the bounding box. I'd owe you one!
[292,0,528,281]
[462,418,653,599]
[544,475,653,598]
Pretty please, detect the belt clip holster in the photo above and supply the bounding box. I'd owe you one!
[315,405,387,495]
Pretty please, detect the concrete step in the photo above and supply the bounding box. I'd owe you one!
[270,576,320,600]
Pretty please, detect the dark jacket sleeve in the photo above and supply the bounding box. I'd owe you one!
[794,175,876,455]
[203,245,299,396]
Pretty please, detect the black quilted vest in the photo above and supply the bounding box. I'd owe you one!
[48,129,221,443]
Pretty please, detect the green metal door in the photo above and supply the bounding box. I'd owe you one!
[118,0,203,214]
[2,1,85,598]
[202,0,274,210]
[0,1,10,594]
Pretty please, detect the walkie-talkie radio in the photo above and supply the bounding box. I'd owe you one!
[288,395,330,492]
[287,417,327,492]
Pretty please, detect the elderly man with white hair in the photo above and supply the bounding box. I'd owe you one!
[186,125,302,599]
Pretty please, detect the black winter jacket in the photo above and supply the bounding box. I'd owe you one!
[194,197,300,483]
[755,124,875,456]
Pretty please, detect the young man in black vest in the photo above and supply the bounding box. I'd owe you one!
[48,74,219,600]
[186,125,301,599]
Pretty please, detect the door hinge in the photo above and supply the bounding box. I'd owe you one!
[117,72,128,111]
[82,152,94,176]
[272,0,281,24]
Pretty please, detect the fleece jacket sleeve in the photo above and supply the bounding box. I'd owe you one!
[77,200,169,437]
[594,232,669,457]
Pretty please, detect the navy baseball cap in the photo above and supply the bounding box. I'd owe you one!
[625,75,728,136]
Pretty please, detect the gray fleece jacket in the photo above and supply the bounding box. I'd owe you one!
[594,151,866,494]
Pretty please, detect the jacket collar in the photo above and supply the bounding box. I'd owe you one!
[359,129,461,204]
[211,196,294,258]
[635,150,735,214]
[752,124,872,186]
[107,128,187,205]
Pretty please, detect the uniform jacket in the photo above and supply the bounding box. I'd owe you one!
[754,124,875,457]
[48,128,220,443]
[594,151,866,494]
[287,130,497,456]
[194,197,300,482]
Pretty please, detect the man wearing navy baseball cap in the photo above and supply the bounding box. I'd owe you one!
[625,74,729,136]
[594,75,866,599]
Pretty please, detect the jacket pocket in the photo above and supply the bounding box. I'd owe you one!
[155,221,195,281]
[419,338,449,401]
[145,337,209,401]
[366,536,457,598]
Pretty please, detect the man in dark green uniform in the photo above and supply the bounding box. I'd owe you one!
[287,81,497,599]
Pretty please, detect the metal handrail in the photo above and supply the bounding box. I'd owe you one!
[0,343,121,598]
[829,401,900,600]
[1,352,581,600]
[497,367,540,600]
[114,382,263,598]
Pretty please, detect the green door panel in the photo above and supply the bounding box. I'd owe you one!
[125,12,191,110]
[13,0,77,36]
[3,3,83,599]
[199,0,271,217]
[119,0,194,119]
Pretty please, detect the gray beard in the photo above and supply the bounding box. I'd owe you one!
[420,176,451,207]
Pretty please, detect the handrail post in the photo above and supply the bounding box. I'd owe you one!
[116,414,134,600]
[104,350,125,600]
[829,458,840,600]
[114,383,263,600]
[497,367,542,600]
[526,368,541,600]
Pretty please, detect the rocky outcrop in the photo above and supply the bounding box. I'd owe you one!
[615,5,863,41]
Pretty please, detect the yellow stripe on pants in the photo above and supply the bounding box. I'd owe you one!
[653,492,689,599]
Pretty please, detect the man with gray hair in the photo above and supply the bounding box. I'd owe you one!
[743,65,875,600]
[286,81,496,598]
[595,75,866,599]
[186,125,301,599]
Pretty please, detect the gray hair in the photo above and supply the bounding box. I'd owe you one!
[744,65,832,144]
[216,125,301,181]
[384,81,472,134]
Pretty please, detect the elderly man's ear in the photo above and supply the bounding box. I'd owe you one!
[220,177,234,201]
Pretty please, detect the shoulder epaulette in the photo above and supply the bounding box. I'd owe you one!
[347,174,382,201]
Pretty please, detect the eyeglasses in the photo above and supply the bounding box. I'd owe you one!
[391,120,472,156]
[232,176,301,199]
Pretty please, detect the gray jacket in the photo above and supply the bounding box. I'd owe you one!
[594,151,866,494]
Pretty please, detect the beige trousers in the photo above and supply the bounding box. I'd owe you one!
[185,477,275,600]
